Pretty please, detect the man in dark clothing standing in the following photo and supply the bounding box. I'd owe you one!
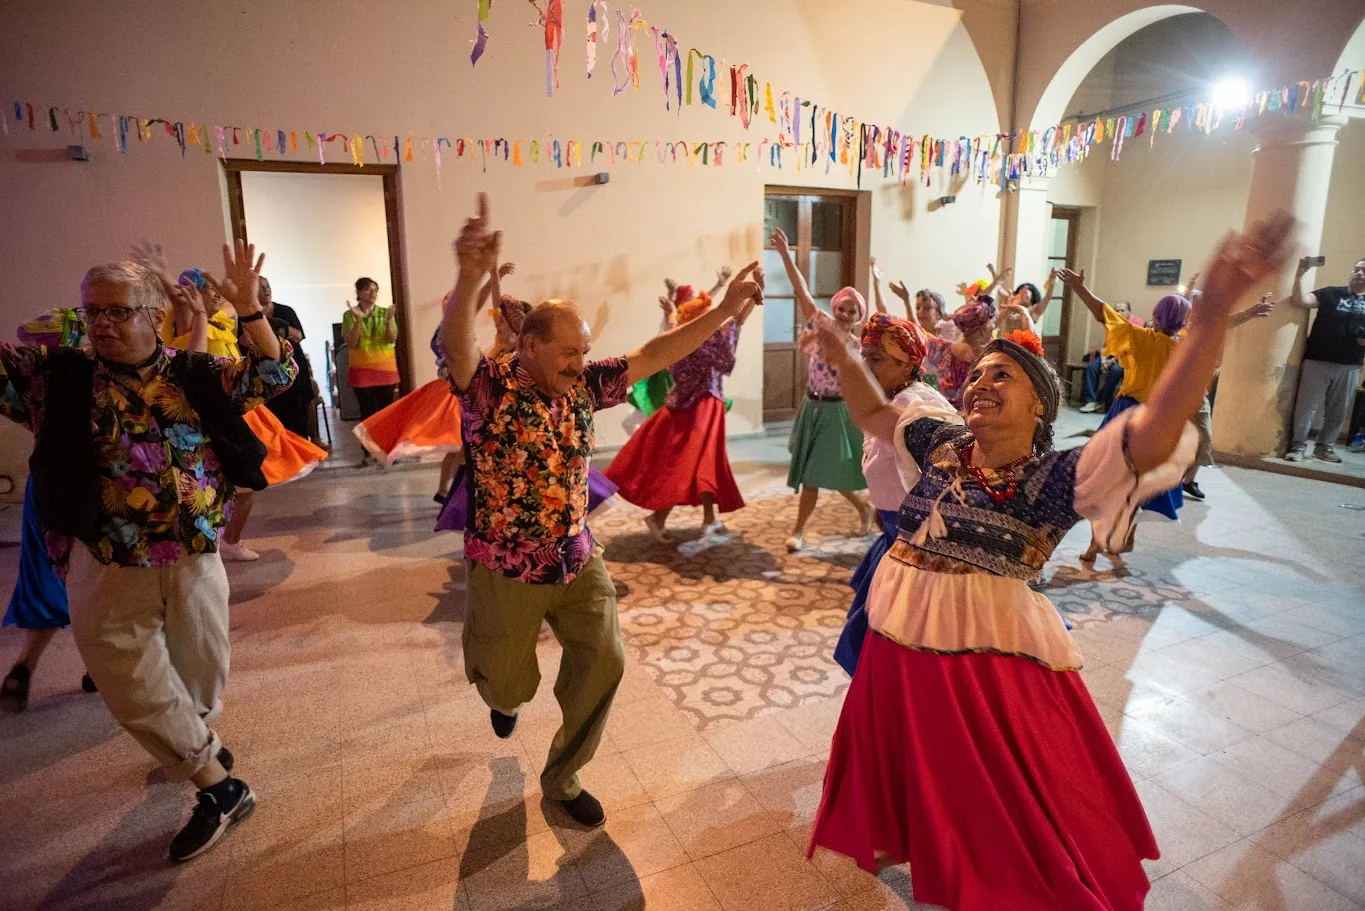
[1283,256,1365,463]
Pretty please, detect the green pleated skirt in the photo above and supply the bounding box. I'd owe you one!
[787,396,867,492]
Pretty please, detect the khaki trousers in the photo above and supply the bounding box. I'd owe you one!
[463,553,624,800]
[66,545,230,782]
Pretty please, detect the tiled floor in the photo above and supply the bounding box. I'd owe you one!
[1,409,1363,910]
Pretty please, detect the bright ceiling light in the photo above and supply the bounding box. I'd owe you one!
[1211,76,1252,110]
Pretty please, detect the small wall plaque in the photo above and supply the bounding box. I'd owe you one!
[1147,259,1182,287]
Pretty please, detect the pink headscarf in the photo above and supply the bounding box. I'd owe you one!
[951,295,997,334]
[831,286,867,322]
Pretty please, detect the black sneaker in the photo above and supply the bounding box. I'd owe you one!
[169,779,255,862]
[1182,482,1205,501]
[1315,447,1343,464]
[217,746,234,774]
[558,790,605,828]
[490,709,518,739]
[81,673,98,693]
[1,665,31,713]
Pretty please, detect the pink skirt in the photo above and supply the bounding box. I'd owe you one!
[809,633,1157,911]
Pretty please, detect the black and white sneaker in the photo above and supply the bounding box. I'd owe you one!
[1181,481,1206,501]
[169,779,255,862]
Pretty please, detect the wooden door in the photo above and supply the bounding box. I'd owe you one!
[762,191,856,423]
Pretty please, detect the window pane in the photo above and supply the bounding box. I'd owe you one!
[765,198,798,244]
[1049,218,1070,258]
[1040,302,1062,336]
[762,248,794,298]
[813,297,832,317]
[764,297,797,343]
[809,250,844,297]
[811,201,844,249]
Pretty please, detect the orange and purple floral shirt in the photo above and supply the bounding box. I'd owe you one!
[456,353,630,584]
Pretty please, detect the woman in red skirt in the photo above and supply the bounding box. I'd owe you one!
[803,213,1293,911]
[605,288,755,543]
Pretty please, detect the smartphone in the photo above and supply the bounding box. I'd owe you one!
[1306,255,1327,268]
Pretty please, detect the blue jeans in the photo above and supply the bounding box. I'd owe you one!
[1084,358,1123,410]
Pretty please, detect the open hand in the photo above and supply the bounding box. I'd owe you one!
[871,258,883,285]
[205,239,266,316]
[130,240,173,285]
[716,266,734,286]
[499,262,517,278]
[1056,267,1086,291]
[888,280,910,302]
[453,193,502,278]
[768,228,791,257]
[1197,213,1296,322]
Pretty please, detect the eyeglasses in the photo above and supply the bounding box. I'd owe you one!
[76,306,151,324]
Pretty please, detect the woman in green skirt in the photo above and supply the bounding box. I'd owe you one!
[770,228,874,552]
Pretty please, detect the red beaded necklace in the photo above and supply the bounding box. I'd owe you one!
[956,441,1033,504]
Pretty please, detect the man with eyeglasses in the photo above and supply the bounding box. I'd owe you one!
[0,241,297,862]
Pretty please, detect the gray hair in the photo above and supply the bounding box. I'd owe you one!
[81,261,168,312]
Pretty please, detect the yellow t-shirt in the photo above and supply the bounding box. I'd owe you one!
[162,308,241,358]
[1102,304,1177,403]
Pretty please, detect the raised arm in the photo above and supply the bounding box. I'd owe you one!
[769,228,817,322]
[1056,268,1108,325]
[889,280,915,321]
[1283,257,1320,310]
[808,318,900,444]
[708,266,733,298]
[207,240,281,362]
[442,194,502,392]
[1231,292,1275,328]
[1126,213,1294,474]
[870,258,888,315]
[171,285,209,353]
[627,263,763,384]
[1032,270,1059,322]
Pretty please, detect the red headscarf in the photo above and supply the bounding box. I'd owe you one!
[861,313,928,366]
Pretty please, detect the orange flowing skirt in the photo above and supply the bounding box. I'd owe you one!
[353,380,463,468]
[244,406,329,486]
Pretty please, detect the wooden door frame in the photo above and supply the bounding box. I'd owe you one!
[221,159,413,396]
[1049,206,1082,367]
[762,187,862,423]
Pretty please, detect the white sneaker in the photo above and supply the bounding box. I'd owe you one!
[784,534,804,553]
[1079,402,1102,413]
[218,540,260,562]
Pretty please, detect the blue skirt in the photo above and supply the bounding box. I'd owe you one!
[834,510,900,676]
[4,478,70,630]
[1098,396,1183,521]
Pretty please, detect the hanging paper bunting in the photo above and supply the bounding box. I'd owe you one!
[471,0,493,66]
[587,2,599,77]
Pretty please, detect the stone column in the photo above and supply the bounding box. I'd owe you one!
[1212,114,1346,457]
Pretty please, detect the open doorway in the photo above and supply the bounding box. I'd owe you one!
[222,161,410,427]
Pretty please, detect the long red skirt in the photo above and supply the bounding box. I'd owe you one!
[809,633,1157,911]
[354,379,462,468]
[605,395,744,513]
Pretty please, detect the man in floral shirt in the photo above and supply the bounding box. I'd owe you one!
[0,243,295,862]
[442,194,763,827]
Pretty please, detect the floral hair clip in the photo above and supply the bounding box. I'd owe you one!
[1004,329,1045,356]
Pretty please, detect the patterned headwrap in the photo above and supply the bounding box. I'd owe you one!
[951,295,997,333]
[973,331,1061,453]
[675,290,714,325]
[831,286,867,322]
[860,313,928,366]
[1151,294,1191,336]
[498,295,533,335]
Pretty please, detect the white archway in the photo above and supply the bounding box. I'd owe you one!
[1028,4,1202,130]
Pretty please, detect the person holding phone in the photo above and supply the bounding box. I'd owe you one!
[1281,255,1365,463]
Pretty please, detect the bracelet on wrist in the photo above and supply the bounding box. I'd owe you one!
[238,310,266,324]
